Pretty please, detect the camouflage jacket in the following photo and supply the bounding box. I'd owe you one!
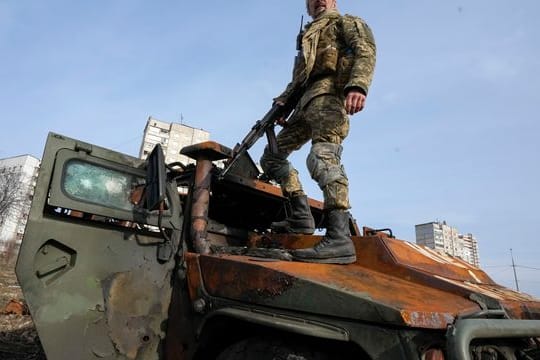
[276,10,376,109]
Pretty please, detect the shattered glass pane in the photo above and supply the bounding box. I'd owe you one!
[63,161,140,211]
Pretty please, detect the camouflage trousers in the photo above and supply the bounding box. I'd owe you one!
[260,94,350,210]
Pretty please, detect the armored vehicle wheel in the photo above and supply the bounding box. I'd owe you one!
[216,336,332,360]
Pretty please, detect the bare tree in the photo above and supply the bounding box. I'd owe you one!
[2,236,20,264]
[0,169,23,226]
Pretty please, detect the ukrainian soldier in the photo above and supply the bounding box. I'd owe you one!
[260,0,376,264]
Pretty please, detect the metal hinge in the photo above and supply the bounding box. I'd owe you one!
[75,141,93,154]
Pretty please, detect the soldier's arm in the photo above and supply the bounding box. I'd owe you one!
[273,81,296,105]
[342,15,377,97]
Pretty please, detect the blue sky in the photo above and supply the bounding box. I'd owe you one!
[1,0,539,296]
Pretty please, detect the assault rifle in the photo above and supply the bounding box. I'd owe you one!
[220,88,301,179]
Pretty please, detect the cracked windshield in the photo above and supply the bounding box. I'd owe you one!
[63,160,138,211]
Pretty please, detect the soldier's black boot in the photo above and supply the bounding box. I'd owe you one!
[271,195,315,235]
[292,209,356,264]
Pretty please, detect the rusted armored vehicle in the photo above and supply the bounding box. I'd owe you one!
[16,133,540,359]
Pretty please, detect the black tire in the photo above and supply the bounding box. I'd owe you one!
[216,336,332,360]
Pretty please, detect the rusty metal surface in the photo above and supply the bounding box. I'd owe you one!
[190,159,213,254]
[180,141,232,161]
[383,238,494,284]
[185,253,204,302]
[200,255,297,301]
[193,232,540,329]
[503,299,540,320]
[222,172,324,211]
[434,276,540,319]
[222,172,285,198]
[198,254,472,328]
[249,233,323,250]
[424,349,445,360]
[102,270,173,359]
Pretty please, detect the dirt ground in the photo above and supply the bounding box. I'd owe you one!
[0,254,45,360]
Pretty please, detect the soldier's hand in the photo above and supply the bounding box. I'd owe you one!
[276,117,287,126]
[274,100,287,126]
[345,91,366,115]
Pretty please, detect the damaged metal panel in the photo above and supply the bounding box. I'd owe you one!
[102,267,176,359]
[197,226,540,329]
[400,310,455,329]
[385,239,494,284]
[16,133,183,360]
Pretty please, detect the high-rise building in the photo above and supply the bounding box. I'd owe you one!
[139,117,210,164]
[0,155,40,252]
[459,233,480,267]
[415,221,480,267]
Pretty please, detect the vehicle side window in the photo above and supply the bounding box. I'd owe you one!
[62,160,142,211]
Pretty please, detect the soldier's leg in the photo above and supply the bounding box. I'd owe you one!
[306,95,351,210]
[260,111,315,234]
[292,95,356,263]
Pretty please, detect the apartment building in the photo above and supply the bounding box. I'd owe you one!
[139,117,210,165]
[0,155,40,252]
[415,221,480,267]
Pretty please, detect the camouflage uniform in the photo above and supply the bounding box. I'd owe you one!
[261,9,376,210]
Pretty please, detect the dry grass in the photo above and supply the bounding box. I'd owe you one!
[0,253,45,360]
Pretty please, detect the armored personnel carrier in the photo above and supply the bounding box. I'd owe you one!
[16,133,540,359]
